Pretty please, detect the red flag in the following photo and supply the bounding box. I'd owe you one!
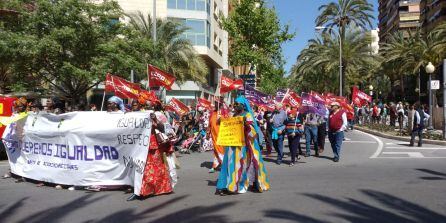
[283,91,301,107]
[105,74,141,99]
[166,98,190,116]
[138,89,159,104]
[220,76,244,94]
[352,86,372,106]
[148,64,176,90]
[198,98,212,110]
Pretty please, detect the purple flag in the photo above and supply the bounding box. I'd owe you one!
[276,89,288,102]
[245,85,270,105]
[300,92,326,116]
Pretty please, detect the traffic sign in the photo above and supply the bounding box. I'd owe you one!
[431,80,440,90]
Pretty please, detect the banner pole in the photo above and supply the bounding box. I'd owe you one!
[100,90,106,111]
[281,88,290,103]
[146,64,150,90]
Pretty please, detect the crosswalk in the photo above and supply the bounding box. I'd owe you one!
[378,142,446,159]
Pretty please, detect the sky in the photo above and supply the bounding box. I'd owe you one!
[266,0,379,75]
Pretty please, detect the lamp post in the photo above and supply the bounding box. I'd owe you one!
[369,85,374,101]
[426,62,435,130]
[316,26,343,97]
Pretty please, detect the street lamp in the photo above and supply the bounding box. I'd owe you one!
[316,26,343,97]
[369,85,374,101]
[426,62,435,130]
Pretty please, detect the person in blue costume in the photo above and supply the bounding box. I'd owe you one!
[215,96,270,195]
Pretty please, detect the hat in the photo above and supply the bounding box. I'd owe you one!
[330,102,341,107]
[108,96,125,112]
[287,109,297,116]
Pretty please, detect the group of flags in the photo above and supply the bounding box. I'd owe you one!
[105,66,372,117]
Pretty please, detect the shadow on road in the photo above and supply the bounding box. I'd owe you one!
[0,197,28,222]
[416,168,446,180]
[264,189,446,222]
[92,199,237,223]
[200,161,213,169]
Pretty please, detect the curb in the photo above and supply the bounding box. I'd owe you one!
[355,126,446,146]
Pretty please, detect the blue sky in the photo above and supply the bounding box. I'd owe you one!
[266,0,379,75]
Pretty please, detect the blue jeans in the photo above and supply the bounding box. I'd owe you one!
[328,131,344,159]
[304,125,318,155]
[272,134,284,162]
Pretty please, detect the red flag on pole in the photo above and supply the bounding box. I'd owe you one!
[198,98,212,110]
[138,89,160,104]
[352,86,372,106]
[148,64,176,90]
[166,98,190,116]
[105,74,141,99]
[220,76,244,94]
[283,91,301,107]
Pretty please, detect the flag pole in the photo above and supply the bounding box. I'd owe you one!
[100,90,106,111]
[281,88,290,103]
[146,64,150,90]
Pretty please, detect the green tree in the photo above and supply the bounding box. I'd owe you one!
[380,24,446,98]
[222,0,294,94]
[291,28,378,95]
[1,0,130,104]
[126,12,208,83]
[316,0,375,94]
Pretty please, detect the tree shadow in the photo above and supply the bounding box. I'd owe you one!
[91,200,237,223]
[264,189,446,222]
[293,189,446,223]
[0,197,28,222]
[416,168,446,180]
[90,195,189,223]
[15,194,108,223]
[264,209,327,223]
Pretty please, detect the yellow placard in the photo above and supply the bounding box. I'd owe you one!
[217,116,245,147]
[0,103,3,115]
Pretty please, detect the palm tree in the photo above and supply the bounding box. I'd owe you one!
[380,24,446,98]
[291,27,378,95]
[316,0,375,94]
[127,12,208,83]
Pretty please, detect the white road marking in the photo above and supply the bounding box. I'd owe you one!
[382,152,424,158]
[356,131,384,159]
[386,147,446,150]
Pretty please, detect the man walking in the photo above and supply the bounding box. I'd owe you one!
[304,112,321,157]
[271,103,287,165]
[410,103,429,147]
[328,102,348,162]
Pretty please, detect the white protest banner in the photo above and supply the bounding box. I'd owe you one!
[1,111,151,196]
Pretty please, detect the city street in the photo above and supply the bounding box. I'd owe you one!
[1,130,445,223]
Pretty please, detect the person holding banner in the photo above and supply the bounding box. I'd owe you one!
[107,96,125,112]
[209,107,225,173]
[216,96,270,195]
[328,102,348,162]
[127,110,174,201]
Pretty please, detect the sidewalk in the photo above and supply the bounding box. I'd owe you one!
[355,126,446,146]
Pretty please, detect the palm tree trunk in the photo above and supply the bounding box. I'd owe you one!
[400,75,405,100]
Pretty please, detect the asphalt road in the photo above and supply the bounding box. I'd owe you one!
[1,130,445,223]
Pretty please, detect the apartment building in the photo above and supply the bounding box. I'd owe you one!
[378,0,422,42]
[114,0,230,105]
[421,0,446,33]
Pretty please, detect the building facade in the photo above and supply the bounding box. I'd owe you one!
[115,0,230,105]
[378,0,422,42]
[421,0,446,33]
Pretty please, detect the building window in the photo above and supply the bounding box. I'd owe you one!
[168,0,208,12]
[171,18,210,47]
